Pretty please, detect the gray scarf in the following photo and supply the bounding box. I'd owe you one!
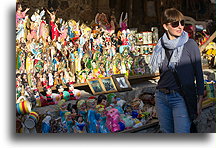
[150,31,189,72]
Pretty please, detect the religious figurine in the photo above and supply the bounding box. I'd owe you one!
[119,12,128,31]
[42,115,52,133]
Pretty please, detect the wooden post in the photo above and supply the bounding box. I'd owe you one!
[200,31,216,52]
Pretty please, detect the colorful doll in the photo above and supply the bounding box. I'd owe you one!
[96,107,110,133]
[53,71,59,85]
[66,82,76,100]
[106,108,124,132]
[58,100,68,123]
[86,97,99,133]
[21,73,28,88]
[96,94,108,110]
[77,99,87,122]
[48,71,54,86]
[119,12,128,31]
[41,72,48,87]
[64,112,74,133]
[42,115,52,133]
[121,114,134,129]
[56,84,64,100]
[74,115,86,133]
[44,86,55,105]
[46,8,59,40]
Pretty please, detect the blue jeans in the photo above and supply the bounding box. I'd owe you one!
[155,90,191,133]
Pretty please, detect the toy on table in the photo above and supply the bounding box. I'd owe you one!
[77,99,87,122]
[86,97,99,133]
[41,115,52,133]
[106,108,125,132]
[74,115,87,133]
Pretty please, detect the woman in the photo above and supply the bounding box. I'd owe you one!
[150,8,204,133]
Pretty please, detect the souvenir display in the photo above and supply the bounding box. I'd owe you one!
[15,4,174,134]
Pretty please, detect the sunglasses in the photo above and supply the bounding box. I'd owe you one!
[168,20,185,28]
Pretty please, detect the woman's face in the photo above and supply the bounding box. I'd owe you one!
[163,20,184,40]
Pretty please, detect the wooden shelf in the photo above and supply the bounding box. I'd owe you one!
[135,42,157,46]
[119,119,159,133]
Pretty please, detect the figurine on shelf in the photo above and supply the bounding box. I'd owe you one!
[53,71,59,85]
[66,82,76,100]
[86,97,99,133]
[119,12,128,31]
[44,86,55,105]
[48,71,54,86]
[21,73,28,88]
[41,72,48,87]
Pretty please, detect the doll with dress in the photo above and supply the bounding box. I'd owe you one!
[42,115,52,133]
[74,115,87,133]
[41,72,48,87]
[106,108,124,132]
[96,107,110,133]
[58,100,68,123]
[64,112,74,133]
[77,99,87,122]
[86,97,100,133]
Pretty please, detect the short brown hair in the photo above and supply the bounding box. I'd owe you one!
[161,8,184,24]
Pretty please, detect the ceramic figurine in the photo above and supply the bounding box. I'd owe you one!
[77,99,87,122]
[106,108,124,132]
[66,82,76,100]
[86,97,99,133]
[73,115,86,133]
[42,115,52,133]
[44,86,55,105]
[56,84,64,100]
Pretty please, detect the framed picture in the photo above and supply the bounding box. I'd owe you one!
[100,77,117,93]
[111,74,132,92]
[87,79,105,95]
